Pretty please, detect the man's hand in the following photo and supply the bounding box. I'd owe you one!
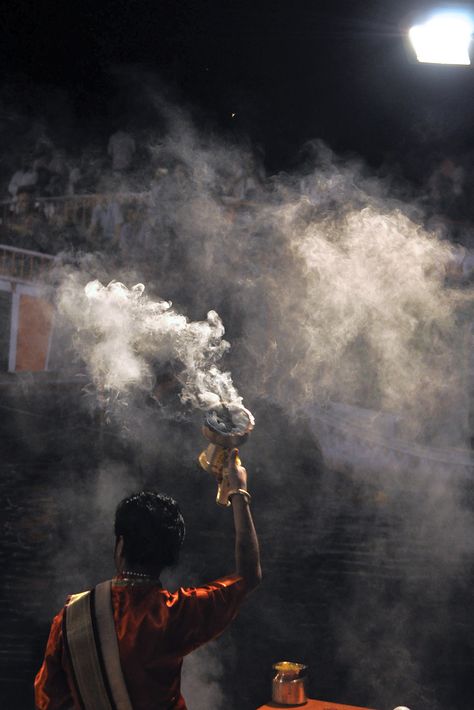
[226,448,248,491]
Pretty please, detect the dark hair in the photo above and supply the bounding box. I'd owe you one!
[114,491,185,572]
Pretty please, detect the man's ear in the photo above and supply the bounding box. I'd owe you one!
[114,535,125,571]
[116,535,124,556]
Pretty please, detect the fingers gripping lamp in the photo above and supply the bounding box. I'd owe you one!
[198,405,254,506]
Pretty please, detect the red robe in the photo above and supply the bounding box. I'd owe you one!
[35,574,247,710]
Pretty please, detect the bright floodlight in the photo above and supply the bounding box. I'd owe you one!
[409,12,474,65]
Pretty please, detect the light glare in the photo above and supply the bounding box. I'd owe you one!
[409,12,473,65]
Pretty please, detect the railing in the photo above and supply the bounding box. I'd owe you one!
[1,194,93,229]
[0,192,150,231]
[0,245,55,284]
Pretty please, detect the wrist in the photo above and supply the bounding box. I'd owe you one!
[228,488,251,505]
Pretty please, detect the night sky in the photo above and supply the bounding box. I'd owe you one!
[3,1,474,169]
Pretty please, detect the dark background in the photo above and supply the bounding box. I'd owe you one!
[3,0,474,171]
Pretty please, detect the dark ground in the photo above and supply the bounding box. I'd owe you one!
[0,377,473,710]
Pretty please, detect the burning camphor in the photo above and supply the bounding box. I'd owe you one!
[60,278,255,503]
[198,403,255,506]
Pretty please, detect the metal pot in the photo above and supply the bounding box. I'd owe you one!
[272,661,307,706]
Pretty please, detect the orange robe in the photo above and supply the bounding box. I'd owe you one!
[35,574,247,710]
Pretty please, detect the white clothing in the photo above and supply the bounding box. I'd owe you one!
[90,201,123,239]
[67,167,82,195]
[8,169,38,198]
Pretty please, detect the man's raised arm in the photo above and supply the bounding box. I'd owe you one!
[226,448,262,590]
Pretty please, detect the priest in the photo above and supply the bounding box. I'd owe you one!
[35,449,261,709]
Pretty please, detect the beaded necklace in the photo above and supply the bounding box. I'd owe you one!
[114,570,162,586]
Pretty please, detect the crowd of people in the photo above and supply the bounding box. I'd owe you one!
[2,123,474,287]
[6,129,137,200]
[0,126,262,259]
[0,128,149,255]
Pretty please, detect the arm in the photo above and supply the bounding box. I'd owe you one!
[226,448,262,591]
[34,612,74,710]
[168,449,261,656]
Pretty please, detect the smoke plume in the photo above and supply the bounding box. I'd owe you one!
[56,276,248,423]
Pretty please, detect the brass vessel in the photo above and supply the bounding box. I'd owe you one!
[272,661,308,706]
[198,406,254,506]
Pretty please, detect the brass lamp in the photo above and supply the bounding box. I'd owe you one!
[198,406,254,506]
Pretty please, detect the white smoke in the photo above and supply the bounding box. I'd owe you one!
[56,276,247,418]
[181,643,226,710]
[265,201,468,444]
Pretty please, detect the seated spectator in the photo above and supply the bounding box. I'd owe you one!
[119,202,149,255]
[15,185,36,219]
[108,129,136,172]
[7,185,48,252]
[150,165,170,198]
[79,146,106,193]
[67,160,82,195]
[90,195,124,245]
[35,165,53,197]
[150,162,190,210]
[8,156,38,199]
[47,149,69,196]
[33,147,52,173]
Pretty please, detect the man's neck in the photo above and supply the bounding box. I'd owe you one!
[119,561,163,578]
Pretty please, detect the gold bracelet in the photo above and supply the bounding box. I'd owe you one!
[228,488,252,504]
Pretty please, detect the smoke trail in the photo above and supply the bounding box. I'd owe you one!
[56,275,251,427]
[181,643,226,710]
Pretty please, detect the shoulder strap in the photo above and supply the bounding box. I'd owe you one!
[94,581,133,710]
[64,590,113,710]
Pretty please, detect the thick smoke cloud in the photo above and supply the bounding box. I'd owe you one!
[56,277,248,421]
[130,113,469,449]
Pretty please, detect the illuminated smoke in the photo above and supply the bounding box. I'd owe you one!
[261,199,468,445]
[56,276,248,420]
